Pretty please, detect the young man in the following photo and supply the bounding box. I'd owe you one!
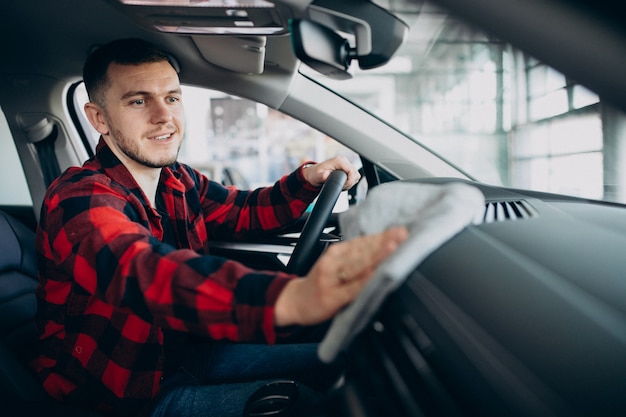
[33,38,407,416]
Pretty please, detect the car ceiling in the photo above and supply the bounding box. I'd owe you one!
[0,0,625,111]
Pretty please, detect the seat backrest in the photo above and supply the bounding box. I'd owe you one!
[0,210,48,401]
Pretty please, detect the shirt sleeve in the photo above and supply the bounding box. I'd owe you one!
[195,162,320,240]
[37,170,304,344]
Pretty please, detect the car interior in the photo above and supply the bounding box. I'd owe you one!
[1,0,626,416]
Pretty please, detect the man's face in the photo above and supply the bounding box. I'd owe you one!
[92,60,185,170]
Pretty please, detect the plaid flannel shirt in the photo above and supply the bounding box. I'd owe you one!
[32,139,319,416]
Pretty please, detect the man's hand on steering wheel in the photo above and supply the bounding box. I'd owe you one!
[302,156,361,190]
[286,157,361,276]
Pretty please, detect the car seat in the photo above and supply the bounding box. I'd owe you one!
[0,210,102,416]
[0,210,46,400]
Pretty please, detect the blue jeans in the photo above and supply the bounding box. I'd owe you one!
[148,343,341,417]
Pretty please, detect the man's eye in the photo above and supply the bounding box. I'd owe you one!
[167,96,180,103]
[132,99,145,105]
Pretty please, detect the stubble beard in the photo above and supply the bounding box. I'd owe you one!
[110,126,181,168]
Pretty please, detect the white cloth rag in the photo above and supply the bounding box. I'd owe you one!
[340,181,484,240]
[318,181,485,362]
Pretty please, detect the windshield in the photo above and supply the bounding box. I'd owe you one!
[302,2,625,205]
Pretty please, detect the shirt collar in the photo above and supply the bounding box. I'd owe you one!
[92,137,184,203]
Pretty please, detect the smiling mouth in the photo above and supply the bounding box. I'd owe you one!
[149,132,174,141]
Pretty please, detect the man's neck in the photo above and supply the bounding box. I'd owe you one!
[131,167,161,208]
[101,136,162,208]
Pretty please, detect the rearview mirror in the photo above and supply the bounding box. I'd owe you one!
[290,19,355,80]
[290,0,408,79]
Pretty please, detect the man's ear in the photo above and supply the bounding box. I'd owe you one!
[84,102,110,135]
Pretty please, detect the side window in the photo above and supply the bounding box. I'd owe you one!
[0,106,33,206]
[71,83,361,211]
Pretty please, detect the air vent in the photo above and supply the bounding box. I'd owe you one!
[482,200,537,223]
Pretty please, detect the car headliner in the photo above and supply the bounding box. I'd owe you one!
[0,0,625,113]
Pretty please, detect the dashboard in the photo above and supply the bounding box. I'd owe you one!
[335,179,626,416]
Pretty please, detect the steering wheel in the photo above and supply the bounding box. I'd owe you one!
[286,169,348,276]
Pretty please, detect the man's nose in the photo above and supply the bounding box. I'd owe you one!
[151,100,174,123]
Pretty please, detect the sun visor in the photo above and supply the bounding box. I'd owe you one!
[193,35,266,74]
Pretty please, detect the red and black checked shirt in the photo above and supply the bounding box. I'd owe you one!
[32,139,319,416]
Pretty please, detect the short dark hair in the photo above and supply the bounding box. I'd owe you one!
[83,38,177,106]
